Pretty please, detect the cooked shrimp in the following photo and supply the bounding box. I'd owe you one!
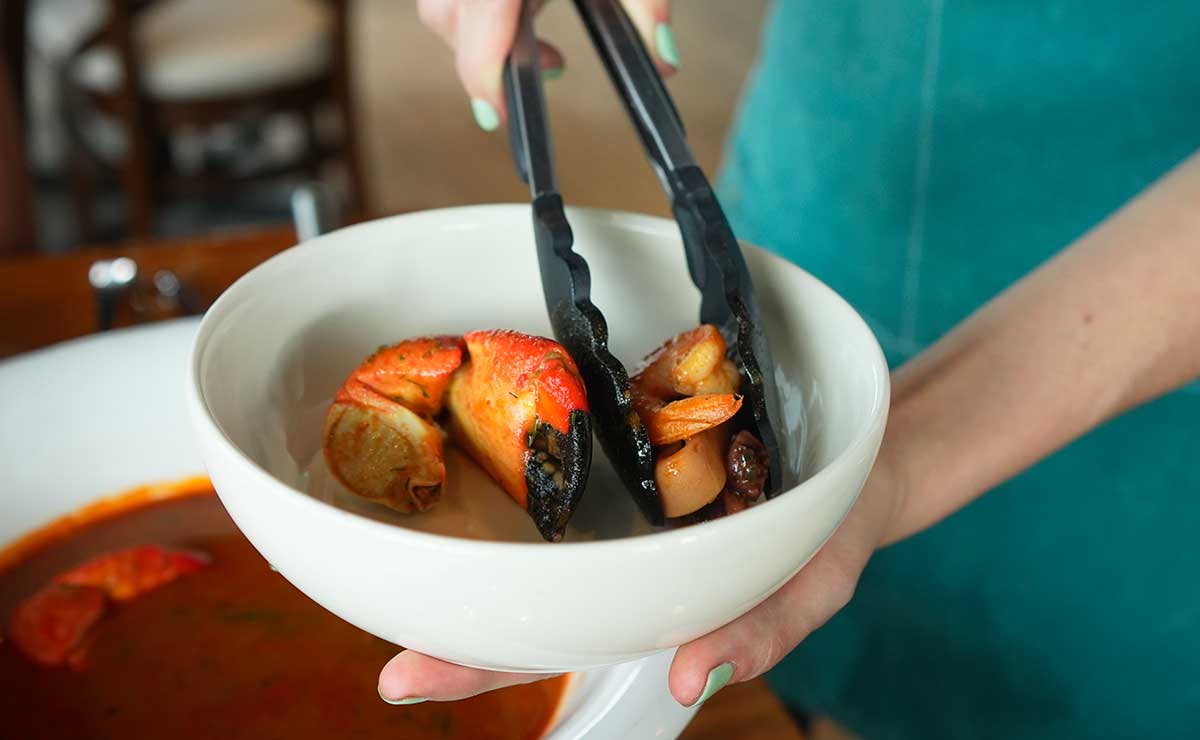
[631,324,743,442]
[633,324,740,398]
[631,324,747,517]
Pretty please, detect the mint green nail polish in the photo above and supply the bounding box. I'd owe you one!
[542,66,564,81]
[378,686,427,706]
[654,22,680,68]
[470,98,500,132]
[692,662,733,706]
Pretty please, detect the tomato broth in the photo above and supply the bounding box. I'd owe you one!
[0,484,566,739]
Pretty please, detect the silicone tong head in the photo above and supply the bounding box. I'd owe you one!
[573,0,788,495]
[503,1,663,523]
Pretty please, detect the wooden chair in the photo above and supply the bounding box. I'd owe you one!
[1,0,35,255]
[35,0,363,239]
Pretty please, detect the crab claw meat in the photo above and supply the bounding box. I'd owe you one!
[324,381,448,512]
[448,330,591,541]
[323,336,465,512]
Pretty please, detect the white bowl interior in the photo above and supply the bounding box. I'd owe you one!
[198,206,879,544]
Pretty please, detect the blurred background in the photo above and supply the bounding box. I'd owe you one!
[2,0,768,254]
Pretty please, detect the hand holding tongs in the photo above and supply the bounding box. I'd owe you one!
[504,0,788,523]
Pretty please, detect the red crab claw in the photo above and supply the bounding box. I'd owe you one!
[447,330,592,542]
[342,336,465,415]
[323,336,465,512]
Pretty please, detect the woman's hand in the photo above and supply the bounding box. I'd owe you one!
[377,451,907,707]
[377,138,1200,710]
[417,0,677,131]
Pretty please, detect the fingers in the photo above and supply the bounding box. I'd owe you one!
[621,0,679,75]
[420,0,565,130]
[378,538,858,708]
[667,468,899,707]
[378,649,561,704]
[451,0,523,128]
[419,0,675,131]
[380,465,888,708]
[537,40,566,78]
[667,542,862,706]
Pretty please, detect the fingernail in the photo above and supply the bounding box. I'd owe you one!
[654,22,680,68]
[690,662,733,707]
[378,686,427,706]
[470,98,500,132]
[542,66,563,81]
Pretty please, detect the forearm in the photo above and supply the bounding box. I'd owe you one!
[882,151,1200,545]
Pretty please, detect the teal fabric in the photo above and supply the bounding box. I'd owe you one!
[717,1,1200,738]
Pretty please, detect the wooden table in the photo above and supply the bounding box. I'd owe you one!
[0,226,806,740]
[0,225,298,357]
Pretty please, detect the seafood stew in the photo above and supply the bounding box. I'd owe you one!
[0,482,568,739]
[323,325,770,542]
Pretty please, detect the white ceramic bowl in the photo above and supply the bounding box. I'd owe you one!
[0,320,700,739]
[188,205,890,672]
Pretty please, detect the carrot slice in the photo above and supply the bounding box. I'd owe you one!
[638,393,743,446]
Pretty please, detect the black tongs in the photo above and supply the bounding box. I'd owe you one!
[504,0,788,524]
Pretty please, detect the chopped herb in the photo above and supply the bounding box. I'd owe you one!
[508,391,519,399]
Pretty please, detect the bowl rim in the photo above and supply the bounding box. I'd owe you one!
[188,204,890,555]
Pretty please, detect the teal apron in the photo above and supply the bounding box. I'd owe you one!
[718,1,1200,737]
